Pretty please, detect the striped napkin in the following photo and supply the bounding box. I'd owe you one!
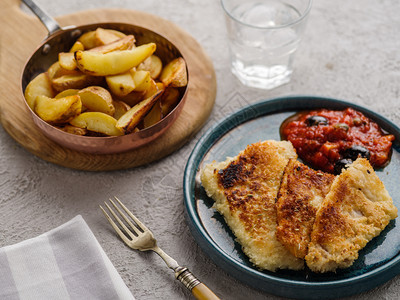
[0,215,134,300]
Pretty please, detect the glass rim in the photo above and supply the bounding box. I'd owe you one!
[221,0,313,30]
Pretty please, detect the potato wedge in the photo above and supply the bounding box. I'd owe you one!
[51,73,103,92]
[55,89,79,99]
[35,95,82,124]
[24,73,54,109]
[47,61,80,81]
[113,100,131,120]
[116,90,147,107]
[143,78,160,98]
[95,28,126,45]
[75,43,156,76]
[116,90,163,133]
[70,112,123,136]
[138,55,163,79]
[70,41,84,52]
[159,57,188,87]
[78,29,130,50]
[89,35,135,54]
[156,81,165,92]
[77,31,97,50]
[143,100,162,128]
[58,52,77,70]
[160,87,180,116]
[131,70,151,92]
[116,78,159,107]
[106,72,135,97]
[78,86,115,115]
[59,124,87,136]
[55,89,87,112]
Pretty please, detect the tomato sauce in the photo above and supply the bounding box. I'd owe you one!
[280,108,395,174]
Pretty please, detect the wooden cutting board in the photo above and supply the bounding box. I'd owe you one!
[0,0,216,171]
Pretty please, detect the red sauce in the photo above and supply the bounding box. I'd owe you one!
[280,108,395,174]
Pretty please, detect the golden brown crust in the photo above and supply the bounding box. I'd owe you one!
[276,159,335,258]
[305,158,398,272]
[216,141,293,235]
[201,140,304,271]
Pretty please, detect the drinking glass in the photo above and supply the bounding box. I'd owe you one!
[221,0,312,89]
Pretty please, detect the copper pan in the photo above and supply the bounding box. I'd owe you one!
[20,0,188,154]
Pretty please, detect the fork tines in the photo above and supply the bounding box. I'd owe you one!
[100,197,146,242]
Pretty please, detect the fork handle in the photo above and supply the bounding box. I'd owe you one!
[192,283,221,300]
[175,267,220,300]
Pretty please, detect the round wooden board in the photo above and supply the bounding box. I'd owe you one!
[0,0,216,171]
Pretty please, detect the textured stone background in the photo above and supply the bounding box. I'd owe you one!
[1,0,400,299]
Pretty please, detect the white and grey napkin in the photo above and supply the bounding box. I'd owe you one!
[0,215,134,300]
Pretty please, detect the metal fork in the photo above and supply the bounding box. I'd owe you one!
[100,197,220,300]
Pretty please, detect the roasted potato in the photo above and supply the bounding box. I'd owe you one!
[138,55,163,79]
[58,52,77,71]
[156,81,165,91]
[143,100,162,128]
[55,89,79,99]
[69,41,84,52]
[116,90,163,134]
[89,35,135,54]
[94,28,127,46]
[70,112,123,136]
[117,78,159,108]
[106,72,136,97]
[35,95,82,124]
[131,70,151,92]
[143,78,160,98]
[159,57,188,87]
[77,28,127,49]
[47,62,79,81]
[51,73,103,92]
[113,100,131,120]
[160,87,180,116]
[58,124,87,135]
[24,73,54,109]
[75,43,156,76]
[116,90,147,107]
[78,86,115,115]
[77,31,98,49]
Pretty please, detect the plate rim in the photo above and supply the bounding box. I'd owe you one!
[183,95,400,299]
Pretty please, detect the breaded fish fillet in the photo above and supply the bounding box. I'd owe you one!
[305,158,398,273]
[200,140,304,272]
[276,159,335,258]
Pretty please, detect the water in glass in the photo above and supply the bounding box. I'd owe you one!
[227,0,304,89]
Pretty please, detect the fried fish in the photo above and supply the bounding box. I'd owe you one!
[276,159,335,258]
[201,140,304,272]
[305,158,398,272]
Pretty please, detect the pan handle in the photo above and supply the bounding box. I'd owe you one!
[21,0,61,35]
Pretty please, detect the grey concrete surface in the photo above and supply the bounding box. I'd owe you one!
[1,0,400,299]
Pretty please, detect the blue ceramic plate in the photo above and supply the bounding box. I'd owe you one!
[183,96,400,299]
